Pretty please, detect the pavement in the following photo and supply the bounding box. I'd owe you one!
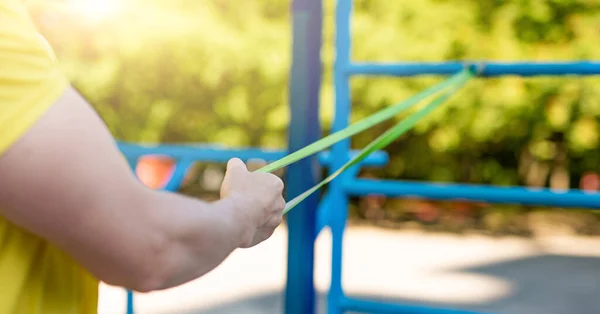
[97,225,600,314]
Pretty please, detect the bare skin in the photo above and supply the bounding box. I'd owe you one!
[0,86,286,292]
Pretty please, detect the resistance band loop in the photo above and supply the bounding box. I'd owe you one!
[256,69,472,174]
[280,69,475,214]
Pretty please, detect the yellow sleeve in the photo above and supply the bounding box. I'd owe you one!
[0,1,69,155]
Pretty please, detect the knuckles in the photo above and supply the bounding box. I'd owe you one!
[253,172,284,193]
[276,198,286,212]
[272,177,284,192]
[266,214,283,228]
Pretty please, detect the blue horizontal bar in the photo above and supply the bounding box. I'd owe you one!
[318,150,388,166]
[340,297,487,314]
[344,179,600,209]
[162,159,196,192]
[347,61,600,77]
[117,142,388,167]
[117,142,282,161]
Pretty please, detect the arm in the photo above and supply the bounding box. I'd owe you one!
[0,86,285,292]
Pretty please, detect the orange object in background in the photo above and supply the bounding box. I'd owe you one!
[135,155,176,189]
[580,172,600,192]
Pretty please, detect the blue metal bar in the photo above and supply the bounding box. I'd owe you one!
[347,61,600,77]
[340,297,487,314]
[345,179,600,209]
[315,191,332,236]
[118,142,283,161]
[318,149,388,167]
[284,0,323,313]
[123,158,200,314]
[328,0,353,313]
[328,3,600,314]
[125,158,138,314]
[315,164,362,236]
[125,156,139,170]
[162,159,196,192]
[118,142,388,167]
[126,290,134,314]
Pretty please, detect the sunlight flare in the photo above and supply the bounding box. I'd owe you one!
[69,0,121,22]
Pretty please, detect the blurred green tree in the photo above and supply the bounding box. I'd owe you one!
[27,0,600,199]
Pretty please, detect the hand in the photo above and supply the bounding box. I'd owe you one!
[220,158,285,248]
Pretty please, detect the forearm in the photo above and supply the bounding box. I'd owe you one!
[59,186,248,292]
[137,190,247,291]
[8,172,247,293]
[0,87,248,292]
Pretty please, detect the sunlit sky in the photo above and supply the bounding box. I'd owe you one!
[66,0,122,22]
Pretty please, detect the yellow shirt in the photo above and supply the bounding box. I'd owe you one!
[0,1,99,313]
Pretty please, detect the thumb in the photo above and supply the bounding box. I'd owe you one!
[221,158,247,199]
[226,158,247,174]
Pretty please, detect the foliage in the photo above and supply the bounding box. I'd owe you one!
[27,0,600,234]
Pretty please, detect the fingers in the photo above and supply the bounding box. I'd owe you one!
[226,158,247,174]
[264,196,285,229]
[261,227,277,240]
[275,196,286,214]
[221,157,286,248]
[265,214,283,229]
[250,169,284,192]
[269,174,285,194]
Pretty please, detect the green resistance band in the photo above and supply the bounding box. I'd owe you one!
[257,67,476,214]
[256,69,472,174]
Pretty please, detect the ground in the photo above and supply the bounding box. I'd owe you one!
[97,225,600,314]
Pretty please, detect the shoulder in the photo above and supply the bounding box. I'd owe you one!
[0,0,69,156]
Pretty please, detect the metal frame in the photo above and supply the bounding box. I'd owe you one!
[324,1,600,314]
[285,0,323,312]
[118,143,386,313]
[118,0,600,313]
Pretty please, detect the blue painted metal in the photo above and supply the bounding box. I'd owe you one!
[118,141,389,167]
[124,157,138,314]
[348,61,600,77]
[328,0,353,313]
[284,0,323,313]
[315,191,332,236]
[318,149,388,167]
[117,0,600,312]
[162,159,196,191]
[340,297,488,314]
[118,142,281,161]
[315,165,362,237]
[345,179,600,209]
[323,0,600,313]
[126,291,134,314]
[123,153,196,313]
[131,174,188,313]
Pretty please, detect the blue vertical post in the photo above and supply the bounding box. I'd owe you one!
[328,0,352,313]
[125,156,138,314]
[285,0,323,314]
[126,291,134,314]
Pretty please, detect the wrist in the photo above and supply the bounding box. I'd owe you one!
[214,195,253,248]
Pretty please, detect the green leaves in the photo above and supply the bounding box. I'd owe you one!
[28,0,600,189]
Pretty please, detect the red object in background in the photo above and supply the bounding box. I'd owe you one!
[364,194,386,208]
[135,155,176,189]
[452,200,472,215]
[580,172,600,192]
[450,199,488,215]
[415,201,438,222]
